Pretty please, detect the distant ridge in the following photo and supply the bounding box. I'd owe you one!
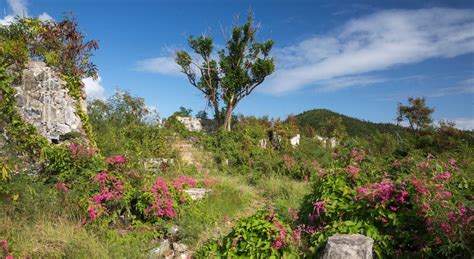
[295,109,409,138]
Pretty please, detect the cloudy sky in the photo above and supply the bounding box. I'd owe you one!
[1,0,473,129]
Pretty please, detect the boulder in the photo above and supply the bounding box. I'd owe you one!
[322,234,373,259]
[290,134,300,147]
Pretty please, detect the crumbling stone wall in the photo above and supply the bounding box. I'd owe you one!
[176,116,216,133]
[12,61,86,143]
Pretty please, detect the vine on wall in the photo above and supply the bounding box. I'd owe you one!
[0,16,99,153]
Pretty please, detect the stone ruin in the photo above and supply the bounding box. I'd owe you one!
[175,116,216,133]
[9,61,87,143]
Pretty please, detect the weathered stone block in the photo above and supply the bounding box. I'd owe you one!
[322,234,373,259]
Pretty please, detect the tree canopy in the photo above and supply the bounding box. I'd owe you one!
[175,13,274,131]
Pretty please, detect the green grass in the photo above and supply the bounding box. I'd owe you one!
[175,175,260,250]
[255,175,312,222]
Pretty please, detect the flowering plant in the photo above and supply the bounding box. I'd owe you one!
[196,209,296,257]
[299,150,473,258]
[137,176,200,223]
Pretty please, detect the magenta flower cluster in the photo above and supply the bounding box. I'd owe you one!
[265,210,289,250]
[144,178,177,219]
[68,143,95,159]
[54,182,68,192]
[105,155,128,170]
[85,171,124,223]
[172,176,197,191]
[350,148,366,163]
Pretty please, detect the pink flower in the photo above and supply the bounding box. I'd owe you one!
[345,166,361,179]
[172,176,197,191]
[440,222,452,235]
[443,191,452,198]
[93,171,108,184]
[447,212,456,221]
[416,161,429,169]
[351,148,365,163]
[54,182,68,192]
[87,205,98,221]
[434,171,451,180]
[392,160,403,167]
[271,220,287,250]
[313,201,327,217]
[105,155,128,170]
[318,169,325,177]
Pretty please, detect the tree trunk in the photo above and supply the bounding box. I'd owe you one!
[212,99,221,125]
[223,103,234,131]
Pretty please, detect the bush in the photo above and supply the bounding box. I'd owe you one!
[298,148,473,258]
[196,209,296,257]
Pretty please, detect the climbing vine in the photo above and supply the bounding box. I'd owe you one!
[0,65,49,154]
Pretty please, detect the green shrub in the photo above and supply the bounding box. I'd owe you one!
[196,209,296,258]
[298,148,473,258]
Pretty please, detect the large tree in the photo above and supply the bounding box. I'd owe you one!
[397,97,434,133]
[175,14,274,131]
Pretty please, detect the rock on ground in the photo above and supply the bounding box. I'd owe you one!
[322,234,373,259]
[184,188,210,200]
[148,239,190,259]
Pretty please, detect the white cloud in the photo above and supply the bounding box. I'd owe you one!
[428,78,474,97]
[135,56,181,75]
[446,118,474,130]
[83,76,105,100]
[0,0,53,26]
[261,8,474,95]
[7,0,28,16]
[0,15,15,26]
[38,12,53,22]
[317,75,387,92]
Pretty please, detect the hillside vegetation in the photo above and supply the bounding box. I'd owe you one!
[0,17,473,259]
[296,109,409,138]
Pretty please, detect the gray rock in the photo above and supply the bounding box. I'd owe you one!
[149,239,173,259]
[175,116,216,133]
[184,188,210,200]
[322,234,373,259]
[11,61,86,143]
[173,242,188,253]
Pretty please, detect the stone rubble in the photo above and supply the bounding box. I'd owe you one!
[148,239,191,259]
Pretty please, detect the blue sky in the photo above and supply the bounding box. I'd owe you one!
[1,0,473,129]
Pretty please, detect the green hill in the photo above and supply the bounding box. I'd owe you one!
[296,109,410,138]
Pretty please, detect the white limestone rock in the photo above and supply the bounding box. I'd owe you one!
[322,234,373,259]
